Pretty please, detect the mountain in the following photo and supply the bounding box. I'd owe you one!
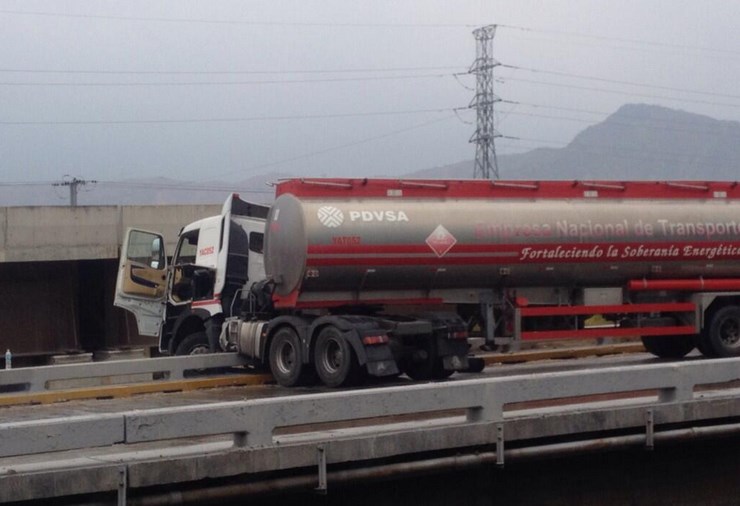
[409,104,740,181]
[4,104,740,206]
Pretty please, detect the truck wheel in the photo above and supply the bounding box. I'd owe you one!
[269,327,312,387]
[175,331,210,355]
[402,339,451,381]
[706,306,740,357]
[640,335,695,359]
[695,332,717,357]
[314,326,362,387]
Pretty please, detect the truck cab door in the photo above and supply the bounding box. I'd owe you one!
[114,228,168,336]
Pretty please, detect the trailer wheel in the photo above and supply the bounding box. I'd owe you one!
[706,306,740,357]
[314,326,363,387]
[640,335,695,359]
[175,331,210,355]
[694,333,717,357]
[269,327,312,387]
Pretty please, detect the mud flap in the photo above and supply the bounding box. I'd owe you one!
[364,342,400,377]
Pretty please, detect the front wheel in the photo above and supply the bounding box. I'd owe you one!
[704,306,740,357]
[269,327,313,387]
[175,331,210,355]
[314,326,363,387]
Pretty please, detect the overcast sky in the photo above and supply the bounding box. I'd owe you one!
[0,0,738,187]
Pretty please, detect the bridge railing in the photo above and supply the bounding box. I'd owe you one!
[0,353,249,394]
[2,357,740,459]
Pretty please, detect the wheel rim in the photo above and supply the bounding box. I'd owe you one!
[320,338,344,374]
[276,340,297,375]
[188,344,210,355]
[719,317,740,347]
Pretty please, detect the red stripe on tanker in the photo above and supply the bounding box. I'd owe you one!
[265,186,740,307]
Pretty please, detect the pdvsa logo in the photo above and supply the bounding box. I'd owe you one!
[317,206,344,228]
[349,211,409,222]
[317,206,410,228]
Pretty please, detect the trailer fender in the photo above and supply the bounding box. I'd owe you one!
[308,316,370,366]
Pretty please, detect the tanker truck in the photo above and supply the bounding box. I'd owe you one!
[115,178,740,387]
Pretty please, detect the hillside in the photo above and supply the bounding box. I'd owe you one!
[411,104,740,180]
[3,104,739,206]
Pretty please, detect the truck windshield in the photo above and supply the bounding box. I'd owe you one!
[174,230,198,265]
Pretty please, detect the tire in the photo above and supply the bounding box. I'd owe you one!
[706,306,740,357]
[314,326,363,388]
[402,338,453,381]
[175,331,210,355]
[695,332,717,357]
[269,327,312,387]
[640,335,695,359]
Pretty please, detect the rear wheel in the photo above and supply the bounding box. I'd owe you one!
[640,335,695,358]
[705,306,740,357]
[269,327,312,387]
[402,338,453,381]
[314,326,363,387]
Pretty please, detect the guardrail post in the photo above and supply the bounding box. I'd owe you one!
[645,409,654,450]
[658,375,693,403]
[496,423,505,467]
[117,466,128,506]
[467,385,504,423]
[316,445,328,494]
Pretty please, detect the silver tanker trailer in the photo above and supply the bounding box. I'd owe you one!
[116,178,740,387]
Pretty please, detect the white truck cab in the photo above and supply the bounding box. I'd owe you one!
[115,194,269,355]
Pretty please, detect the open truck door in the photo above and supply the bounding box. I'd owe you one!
[114,228,168,336]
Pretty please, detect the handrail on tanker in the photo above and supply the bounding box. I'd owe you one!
[398,180,449,189]
[490,181,539,190]
[664,182,710,191]
[574,181,626,191]
[299,178,354,189]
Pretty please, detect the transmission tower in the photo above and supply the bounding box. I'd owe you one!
[469,24,501,179]
[53,177,96,207]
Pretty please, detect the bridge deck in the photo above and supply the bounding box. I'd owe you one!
[2,353,740,504]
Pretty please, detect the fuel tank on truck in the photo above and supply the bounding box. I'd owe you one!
[264,179,740,308]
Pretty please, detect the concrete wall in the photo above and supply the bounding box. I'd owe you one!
[0,204,223,358]
[0,204,221,263]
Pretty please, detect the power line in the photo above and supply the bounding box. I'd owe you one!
[0,72,457,87]
[52,177,96,206]
[202,114,459,181]
[499,64,740,101]
[498,76,740,110]
[97,181,274,194]
[0,9,476,28]
[499,24,740,58]
[0,107,457,126]
[0,65,465,75]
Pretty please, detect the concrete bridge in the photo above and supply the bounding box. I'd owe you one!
[1,353,739,505]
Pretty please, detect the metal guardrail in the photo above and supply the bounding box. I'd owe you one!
[0,353,249,393]
[2,357,740,459]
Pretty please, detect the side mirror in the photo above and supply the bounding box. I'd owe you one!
[150,237,164,269]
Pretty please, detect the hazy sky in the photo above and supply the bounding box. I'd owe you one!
[0,0,738,187]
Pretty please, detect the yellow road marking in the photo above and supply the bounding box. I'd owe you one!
[0,373,273,407]
[0,344,645,407]
[482,343,646,365]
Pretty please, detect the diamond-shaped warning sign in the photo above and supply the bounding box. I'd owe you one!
[426,225,457,258]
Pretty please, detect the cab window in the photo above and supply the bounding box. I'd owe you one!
[127,230,165,270]
[174,230,199,265]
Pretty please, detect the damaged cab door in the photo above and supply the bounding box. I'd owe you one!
[114,228,168,336]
